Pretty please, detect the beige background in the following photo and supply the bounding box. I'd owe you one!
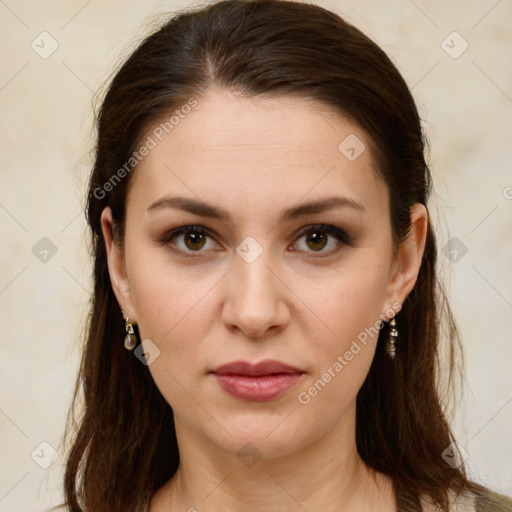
[0,0,511,510]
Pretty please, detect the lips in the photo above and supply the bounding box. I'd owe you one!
[212,359,304,376]
[210,359,305,401]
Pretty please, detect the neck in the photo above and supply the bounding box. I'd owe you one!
[151,407,395,511]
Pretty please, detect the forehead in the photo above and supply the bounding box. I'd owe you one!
[128,89,388,220]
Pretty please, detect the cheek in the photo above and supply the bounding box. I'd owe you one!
[127,242,210,338]
[294,260,388,395]
[300,258,389,344]
[125,248,219,399]
[129,263,208,410]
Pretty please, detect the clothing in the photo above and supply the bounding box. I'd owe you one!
[474,490,512,511]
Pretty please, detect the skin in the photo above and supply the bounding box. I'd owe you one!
[101,88,428,511]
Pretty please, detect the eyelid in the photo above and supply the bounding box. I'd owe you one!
[158,225,220,256]
[160,224,213,241]
[295,223,352,245]
[290,224,352,258]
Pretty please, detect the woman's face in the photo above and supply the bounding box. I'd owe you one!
[102,88,426,460]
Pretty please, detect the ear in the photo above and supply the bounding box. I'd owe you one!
[382,203,428,318]
[100,206,136,321]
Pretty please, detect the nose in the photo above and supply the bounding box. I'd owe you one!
[221,244,290,338]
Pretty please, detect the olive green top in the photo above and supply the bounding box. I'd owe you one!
[475,490,512,511]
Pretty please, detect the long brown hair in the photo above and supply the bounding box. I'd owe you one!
[61,1,497,510]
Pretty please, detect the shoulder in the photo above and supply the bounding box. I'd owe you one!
[474,490,512,512]
[420,489,512,512]
[40,496,153,512]
[420,490,475,512]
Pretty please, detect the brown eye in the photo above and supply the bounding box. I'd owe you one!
[183,231,207,251]
[293,224,350,257]
[160,225,219,257]
[304,231,328,251]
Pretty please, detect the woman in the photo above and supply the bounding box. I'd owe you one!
[60,0,512,510]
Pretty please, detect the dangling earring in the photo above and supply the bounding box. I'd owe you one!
[122,312,138,350]
[386,317,398,359]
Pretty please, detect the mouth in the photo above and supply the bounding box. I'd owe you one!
[210,359,305,401]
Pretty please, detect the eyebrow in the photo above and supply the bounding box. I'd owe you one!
[147,195,366,222]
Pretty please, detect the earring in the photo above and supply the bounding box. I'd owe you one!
[386,317,398,359]
[123,313,138,350]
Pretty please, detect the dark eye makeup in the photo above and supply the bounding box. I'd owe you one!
[157,223,354,260]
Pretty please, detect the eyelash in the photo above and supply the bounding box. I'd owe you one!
[158,224,352,259]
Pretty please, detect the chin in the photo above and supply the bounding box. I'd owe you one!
[199,414,317,462]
